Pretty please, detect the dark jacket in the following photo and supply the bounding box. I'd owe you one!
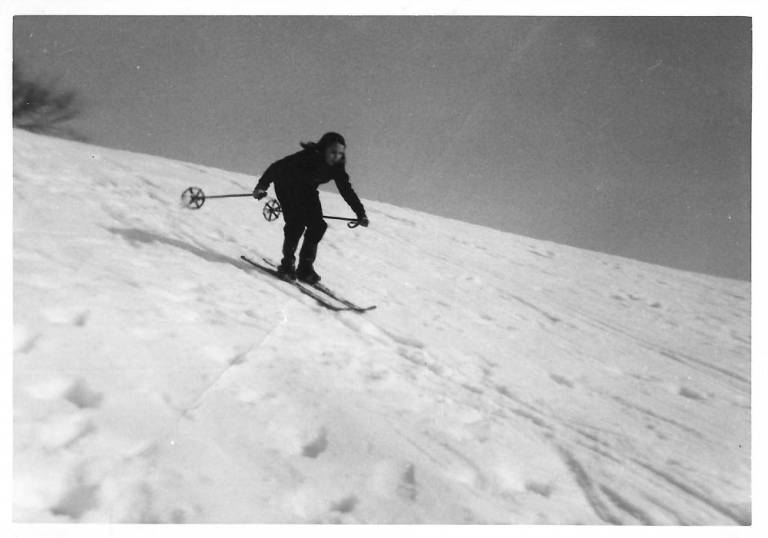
[256,148,366,218]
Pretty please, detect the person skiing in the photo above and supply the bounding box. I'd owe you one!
[252,132,368,284]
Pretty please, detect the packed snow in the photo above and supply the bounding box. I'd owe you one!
[13,129,750,524]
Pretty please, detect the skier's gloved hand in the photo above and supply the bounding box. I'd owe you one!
[357,215,369,227]
[253,187,268,200]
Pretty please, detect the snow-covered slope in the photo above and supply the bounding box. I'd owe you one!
[13,129,750,524]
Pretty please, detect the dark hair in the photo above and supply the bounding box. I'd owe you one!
[300,131,346,152]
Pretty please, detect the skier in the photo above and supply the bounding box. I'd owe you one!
[252,132,368,284]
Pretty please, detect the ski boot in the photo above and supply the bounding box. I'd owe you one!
[276,257,296,280]
[296,259,321,285]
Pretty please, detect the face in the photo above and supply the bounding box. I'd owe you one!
[324,142,345,166]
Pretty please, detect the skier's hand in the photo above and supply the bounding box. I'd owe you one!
[357,216,369,227]
[253,188,268,200]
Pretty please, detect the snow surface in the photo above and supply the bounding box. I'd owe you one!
[13,129,750,524]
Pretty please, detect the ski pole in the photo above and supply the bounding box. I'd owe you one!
[323,215,362,228]
[181,186,252,209]
[204,193,253,200]
[181,186,362,227]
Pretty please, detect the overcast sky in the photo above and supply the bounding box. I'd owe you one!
[13,16,751,280]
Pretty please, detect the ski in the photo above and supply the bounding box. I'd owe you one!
[241,255,343,311]
[241,255,371,313]
[308,282,377,313]
[261,258,377,312]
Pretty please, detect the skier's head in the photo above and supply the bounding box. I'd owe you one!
[318,132,346,167]
[302,132,346,167]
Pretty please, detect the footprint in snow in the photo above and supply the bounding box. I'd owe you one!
[678,386,705,401]
[525,481,554,497]
[14,324,40,354]
[398,464,418,500]
[51,482,100,521]
[368,460,418,501]
[330,495,358,514]
[41,306,90,327]
[202,345,248,366]
[38,414,95,449]
[301,428,328,458]
[365,369,390,382]
[550,374,574,388]
[26,376,102,409]
[64,378,104,409]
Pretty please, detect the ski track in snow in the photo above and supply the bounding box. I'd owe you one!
[13,130,750,524]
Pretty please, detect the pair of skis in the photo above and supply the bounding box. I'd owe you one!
[240,255,376,313]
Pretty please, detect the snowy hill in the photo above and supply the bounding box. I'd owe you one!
[13,129,750,524]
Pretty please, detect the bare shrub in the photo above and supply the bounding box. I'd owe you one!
[12,62,87,141]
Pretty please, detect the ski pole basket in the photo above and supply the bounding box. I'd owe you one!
[181,186,206,209]
[262,198,282,221]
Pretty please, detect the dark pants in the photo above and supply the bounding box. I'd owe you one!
[274,182,327,265]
